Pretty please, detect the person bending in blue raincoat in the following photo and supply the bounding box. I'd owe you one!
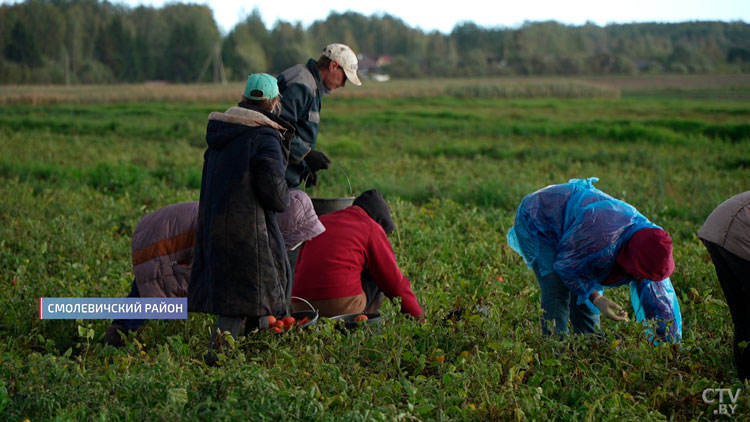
[508,178,680,340]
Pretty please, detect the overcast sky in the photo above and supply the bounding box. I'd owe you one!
[3,0,749,34]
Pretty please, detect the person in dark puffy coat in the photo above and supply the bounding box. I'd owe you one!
[189,73,295,340]
[507,178,677,337]
[699,191,750,381]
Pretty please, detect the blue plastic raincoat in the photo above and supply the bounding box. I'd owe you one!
[507,178,681,342]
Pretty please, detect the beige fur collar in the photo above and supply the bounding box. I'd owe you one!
[208,106,284,132]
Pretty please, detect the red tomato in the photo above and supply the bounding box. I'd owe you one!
[273,320,284,329]
[282,317,295,327]
[267,315,276,325]
[272,326,283,333]
[355,314,368,322]
[296,317,311,327]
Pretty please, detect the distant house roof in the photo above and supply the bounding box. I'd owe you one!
[376,55,392,67]
[357,54,378,72]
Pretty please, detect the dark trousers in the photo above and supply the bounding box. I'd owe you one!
[291,270,385,317]
[532,263,600,335]
[114,280,261,339]
[703,240,750,381]
[529,242,599,335]
[112,279,147,331]
[361,269,385,312]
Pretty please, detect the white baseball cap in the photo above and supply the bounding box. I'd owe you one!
[322,43,362,86]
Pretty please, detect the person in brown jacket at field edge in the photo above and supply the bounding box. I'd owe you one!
[699,191,750,381]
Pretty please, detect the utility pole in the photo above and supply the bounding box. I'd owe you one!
[215,43,227,85]
[64,50,70,86]
[212,44,218,83]
[197,42,227,85]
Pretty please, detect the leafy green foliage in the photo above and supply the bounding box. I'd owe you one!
[0,91,748,420]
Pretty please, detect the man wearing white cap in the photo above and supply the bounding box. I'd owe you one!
[277,43,361,188]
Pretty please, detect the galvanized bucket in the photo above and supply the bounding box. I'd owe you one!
[290,296,319,328]
[329,312,382,330]
[310,197,355,216]
[308,164,355,216]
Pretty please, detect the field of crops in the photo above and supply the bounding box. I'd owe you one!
[1,76,749,420]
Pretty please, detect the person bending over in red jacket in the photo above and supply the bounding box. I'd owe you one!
[291,189,423,319]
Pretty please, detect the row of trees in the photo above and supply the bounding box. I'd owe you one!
[1,0,749,84]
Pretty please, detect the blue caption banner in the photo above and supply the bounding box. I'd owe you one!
[39,298,187,320]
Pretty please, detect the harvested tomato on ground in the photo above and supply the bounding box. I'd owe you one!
[354,314,368,322]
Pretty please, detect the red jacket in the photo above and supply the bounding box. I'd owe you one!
[292,206,422,317]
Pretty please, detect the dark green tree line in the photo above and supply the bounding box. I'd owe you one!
[0,0,748,84]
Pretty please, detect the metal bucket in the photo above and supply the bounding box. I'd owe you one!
[329,312,382,330]
[290,296,319,328]
[310,197,354,216]
[308,164,355,216]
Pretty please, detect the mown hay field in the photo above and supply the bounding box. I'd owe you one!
[1,76,749,421]
[2,73,749,105]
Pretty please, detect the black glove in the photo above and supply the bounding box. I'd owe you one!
[305,150,331,172]
[305,170,318,188]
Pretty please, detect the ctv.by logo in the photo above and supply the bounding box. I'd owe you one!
[702,388,742,416]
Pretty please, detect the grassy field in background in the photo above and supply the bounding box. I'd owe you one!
[1,77,749,420]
